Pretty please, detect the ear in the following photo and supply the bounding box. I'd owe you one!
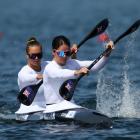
[26,54,29,59]
[52,49,55,56]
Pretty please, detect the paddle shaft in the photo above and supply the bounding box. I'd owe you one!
[37,80,43,86]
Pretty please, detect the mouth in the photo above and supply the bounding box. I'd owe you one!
[32,59,40,63]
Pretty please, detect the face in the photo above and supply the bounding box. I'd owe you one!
[27,45,42,67]
[53,44,71,66]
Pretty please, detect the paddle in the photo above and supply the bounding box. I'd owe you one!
[59,19,140,101]
[17,18,109,106]
[17,80,43,106]
[76,18,109,49]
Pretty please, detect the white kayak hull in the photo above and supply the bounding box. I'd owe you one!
[44,108,112,128]
[15,101,112,128]
[16,108,112,128]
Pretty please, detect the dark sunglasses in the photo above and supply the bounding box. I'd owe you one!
[28,53,43,60]
[56,50,71,57]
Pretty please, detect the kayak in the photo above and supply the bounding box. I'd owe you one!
[44,108,112,128]
[43,100,112,128]
[16,100,112,128]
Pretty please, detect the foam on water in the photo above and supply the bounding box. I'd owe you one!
[0,113,15,120]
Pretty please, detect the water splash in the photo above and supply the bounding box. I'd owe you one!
[96,32,140,118]
[118,71,136,117]
[118,32,139,118]
[96,72,121,117]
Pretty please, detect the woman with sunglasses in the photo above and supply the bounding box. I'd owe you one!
[43,35,114,111]
[15,37,49,121]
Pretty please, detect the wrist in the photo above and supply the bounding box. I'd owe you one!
[74,70,79,76]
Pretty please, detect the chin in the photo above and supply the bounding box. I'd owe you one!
[60,63,65,66]
[32,61,40,66]
[59,61,66,66]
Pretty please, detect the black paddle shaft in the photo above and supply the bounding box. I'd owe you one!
[60,19,140,101]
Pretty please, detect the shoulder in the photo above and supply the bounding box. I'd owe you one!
[43,61,56,77]
[44,61,55,70]
[44,61,61,75]
[18,65,33,76]
[18,65,30,73]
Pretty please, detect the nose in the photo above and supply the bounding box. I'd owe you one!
[35,56,39,60]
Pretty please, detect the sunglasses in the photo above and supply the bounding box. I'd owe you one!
[28,53,43,60]
[56,50,71,57]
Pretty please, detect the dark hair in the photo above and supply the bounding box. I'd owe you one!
[26,37,42,54]
[52,35,70,50]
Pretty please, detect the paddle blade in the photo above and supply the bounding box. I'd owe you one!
[59,79,77,101]
[17,80,43,106]
[17,86,37,106]
[92,18,109,37]
[114,19,140,44]
[78,18,109,48]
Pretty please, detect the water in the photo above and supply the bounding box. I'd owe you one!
[0,0,140,139]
